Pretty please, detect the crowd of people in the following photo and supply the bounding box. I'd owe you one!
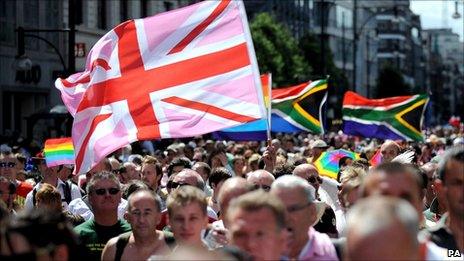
[0,125,463,260]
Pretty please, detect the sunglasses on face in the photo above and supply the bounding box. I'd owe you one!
[252,184,271,192]
[307,176,322,184]
[167,181,189,189]
[0,162,16,168]
[93,187,120,196]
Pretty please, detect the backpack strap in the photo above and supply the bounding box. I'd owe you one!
[81,195,92,210]
[115,232,131,261]
[63,180,72,204]
[32,187,37,206]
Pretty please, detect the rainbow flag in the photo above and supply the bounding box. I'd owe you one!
[369,149,382,167]
[44,138,75,167]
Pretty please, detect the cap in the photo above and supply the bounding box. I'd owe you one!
[311,139,328,149]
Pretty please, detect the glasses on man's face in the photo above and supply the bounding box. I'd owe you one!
[93,187,120,196]
[252,184,271,192]
[306,176,322,184]
[167,181,189,189]
[0,162,16,168]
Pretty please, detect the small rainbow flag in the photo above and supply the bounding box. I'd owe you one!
[369,149,382,167]
[44,138,75,167]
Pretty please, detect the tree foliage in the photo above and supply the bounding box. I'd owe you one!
[376,66,411,98]
[249,13,310,86]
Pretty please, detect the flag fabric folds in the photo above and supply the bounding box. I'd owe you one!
[55,0,266,174]
[213,79,328,140]
[342,91,429,141]
[44,138,75,167]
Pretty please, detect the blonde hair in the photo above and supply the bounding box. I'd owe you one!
[167,186,207,216]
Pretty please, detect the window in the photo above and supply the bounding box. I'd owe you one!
[97,0,106,30]
[24,0,39,50]
[120,0,128,22]
[336,6,352,28]
[141,0,148,17]
[45,1,60,53]
[164,1,173,11]
[0,1,16,44]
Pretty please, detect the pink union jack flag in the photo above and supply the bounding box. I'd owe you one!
[55,0,266,175]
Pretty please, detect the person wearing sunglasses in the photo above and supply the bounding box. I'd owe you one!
[74,171,131,261]
[270,175,339,260]
[246,170,275,192]
[1,152,35,208]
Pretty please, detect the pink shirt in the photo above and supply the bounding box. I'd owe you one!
[298,227,339,261]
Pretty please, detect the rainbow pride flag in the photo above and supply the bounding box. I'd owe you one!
[369,149,382,167]
[44,138,75,167]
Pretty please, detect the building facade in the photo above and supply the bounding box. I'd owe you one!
[0,0,189,143]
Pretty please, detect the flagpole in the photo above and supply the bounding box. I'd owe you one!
[266,73,272,142]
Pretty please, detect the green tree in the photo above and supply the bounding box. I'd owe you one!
[299,32,349,129]
[250,13,310,86]
[376,66,411,98]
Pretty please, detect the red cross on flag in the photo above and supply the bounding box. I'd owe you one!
[55,0,266,175]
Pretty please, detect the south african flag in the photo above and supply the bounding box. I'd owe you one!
[342,91,429,141]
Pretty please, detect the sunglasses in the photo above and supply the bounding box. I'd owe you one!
[307,176,322,184]
[93,187,120,196]
[167,181,189,189]
[253,184,271,192]
[0,162,16,168]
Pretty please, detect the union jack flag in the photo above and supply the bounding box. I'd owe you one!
[55,0,266,175]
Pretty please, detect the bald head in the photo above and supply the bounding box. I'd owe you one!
[380,141,401,163]
[173,169,205,190]
[218,177,251,220]
[247,170,275,191]
[127,189,162,212]
[293,164,321,192]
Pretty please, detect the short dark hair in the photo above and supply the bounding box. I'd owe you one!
[209,167,232,187]
[167,157,192,177]
[438,146,464,183]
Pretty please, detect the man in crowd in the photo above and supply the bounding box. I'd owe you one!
[192,162,212,196]
[428,147,463,253]
[102,190,170,260]
[362,162,423,223]
[0,176,16,212]
[0,151,33,208]
[202,177,252,249]
[226,190,287,260]
[74,171,131,260]
[246,169,274,191]
[271,175,338,260]
[25,153,81,211]
[345,196,422,260]
[309,139,329,163]
[167,186,209,248]
[118,162,140,184]
[421,162,438,210]
[380,140,401,163]
[140,156,168,210]
[362,162,447,259]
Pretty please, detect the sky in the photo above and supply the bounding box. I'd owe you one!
[410,0,464,41]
